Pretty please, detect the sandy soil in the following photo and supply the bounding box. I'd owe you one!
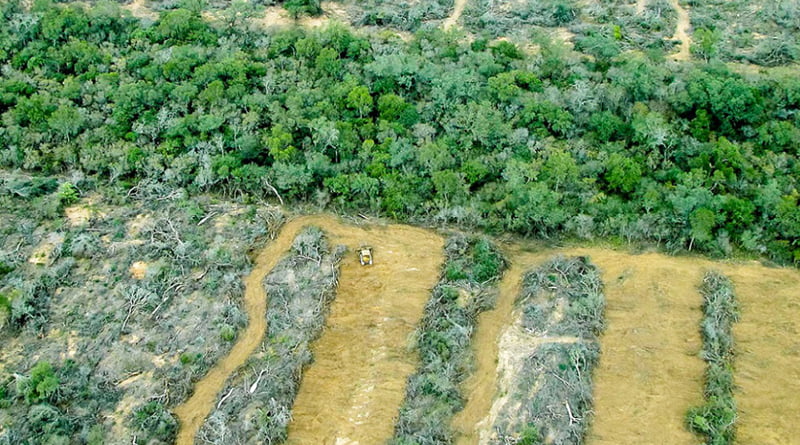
[286,219,443,444]
[173,214,443,445]
[455,247,707,445]
[668,0,692,61]
[443,0,467,29]
[727,265,800,445]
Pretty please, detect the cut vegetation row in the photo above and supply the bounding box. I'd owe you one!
[391,234,506,444]
[686,271,739,445]
[196,227,344,444]
[481,256,605,444]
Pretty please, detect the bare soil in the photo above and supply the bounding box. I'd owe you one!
[726,264,800,444]
[668,0,692,61]
[174,214,443,445]
[285,218,443,445]
[443,0,467,29]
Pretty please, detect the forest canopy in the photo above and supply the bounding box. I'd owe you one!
[0,0,799,264]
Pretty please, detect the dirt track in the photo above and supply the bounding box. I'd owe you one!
[443,0,467,29]
[173,215,443,444]
[669,0,692,61]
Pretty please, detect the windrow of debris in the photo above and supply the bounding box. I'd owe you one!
[488,255,605,445]
[197,227,345,444]
[686,271,739,445]
[391,234,506,444]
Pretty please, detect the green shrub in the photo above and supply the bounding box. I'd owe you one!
[219,324,236,342]
[687,271,739,445]
[16,361,60,404]
[131,401,177,444]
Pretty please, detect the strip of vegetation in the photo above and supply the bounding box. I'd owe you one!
[491,256,604,445]
[390,234,506,444]
[686,271,739,445]
[197,227,344,444]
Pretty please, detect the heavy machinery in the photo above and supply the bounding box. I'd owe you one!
[358,246,373,265]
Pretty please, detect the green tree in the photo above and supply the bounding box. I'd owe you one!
[346,85,372,118]
[17,361,60,404]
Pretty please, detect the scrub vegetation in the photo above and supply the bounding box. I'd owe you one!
[196,227,344,444]
[391,234,505,444]
[686,271,739,445]
[486,256,604,444]
[0,172,283,444]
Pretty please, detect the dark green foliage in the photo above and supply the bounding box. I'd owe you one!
[686,271,739,445]
[132,401,177,444]
[391,235,506,444]
[0,1,799,268]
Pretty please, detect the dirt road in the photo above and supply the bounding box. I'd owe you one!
[173,214,443,444]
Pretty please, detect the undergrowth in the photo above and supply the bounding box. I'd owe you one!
[686,271,739,445]
[390,234,506,444]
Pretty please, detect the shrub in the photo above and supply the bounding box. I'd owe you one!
[686,271,739,445]
[391,235,506,443]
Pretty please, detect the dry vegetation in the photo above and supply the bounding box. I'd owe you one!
[0,172,283,444]
[195,227,344,444]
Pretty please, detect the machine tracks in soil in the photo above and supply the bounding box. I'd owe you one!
[173,215,443,444]
[175,217,799,444]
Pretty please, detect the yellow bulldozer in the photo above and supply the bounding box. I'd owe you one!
[358,246,373,266]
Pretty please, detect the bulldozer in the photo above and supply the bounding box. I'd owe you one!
[358,246,373,266]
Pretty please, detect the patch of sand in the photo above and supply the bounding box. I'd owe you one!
[129,261,148,280]
[122,0,158,21]
[668,0,692,61]
[64,195,105,227]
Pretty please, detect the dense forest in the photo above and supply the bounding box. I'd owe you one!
[0,0,798,267]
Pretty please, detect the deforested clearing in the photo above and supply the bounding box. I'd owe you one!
[456,247,709,445]
[285,217,444,444]
[726,265,800,445]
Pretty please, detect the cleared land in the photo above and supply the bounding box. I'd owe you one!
[727,265,800,444]
[175,215,443,444]
[285,218,443,444]
[456,247,708,445]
